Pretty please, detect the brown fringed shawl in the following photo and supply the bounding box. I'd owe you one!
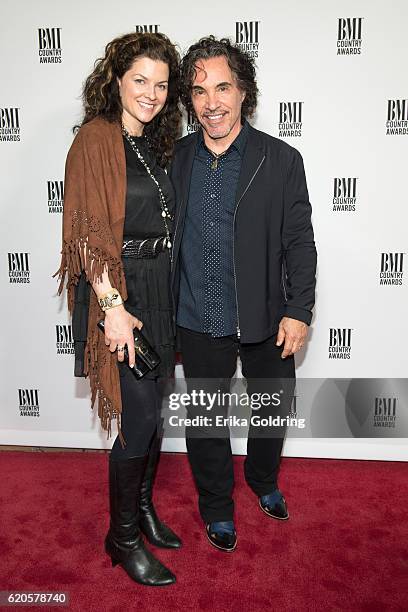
[54,117,128,440]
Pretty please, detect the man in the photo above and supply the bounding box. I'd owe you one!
[170,36,317,552]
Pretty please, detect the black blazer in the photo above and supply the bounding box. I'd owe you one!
[170,124,317,344]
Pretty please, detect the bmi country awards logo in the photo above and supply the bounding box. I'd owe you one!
[328,328,352,359]
[379,253,405,285]
[0,107,20,142]
[135,25,159,33]
[8,253,30,284]
[47,180,64,213]
[19,389,40,417]
[38,28,62,63]
[386,99,408,135]
[56,324,74,354]
[337,18,363,55]
[278,102,303,137]
[235,21,260,58]
[332,178,357,211]
[373,397,396,428]
[186,110,199,134]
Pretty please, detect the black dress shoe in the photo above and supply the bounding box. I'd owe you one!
[206,522,237,552]
[259,489,289,520]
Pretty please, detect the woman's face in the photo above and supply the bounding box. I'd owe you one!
[118,56,169,135]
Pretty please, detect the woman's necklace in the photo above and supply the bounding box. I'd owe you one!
[121,124,172,249]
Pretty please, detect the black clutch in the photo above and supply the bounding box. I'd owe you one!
[72,271,90,377]
[97,319,161,379]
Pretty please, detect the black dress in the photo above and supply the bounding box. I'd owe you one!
[121,135,175,379]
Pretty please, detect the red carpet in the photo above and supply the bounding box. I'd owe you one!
[0,451,407,612]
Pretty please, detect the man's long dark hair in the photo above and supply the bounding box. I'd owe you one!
[180,35,258,119]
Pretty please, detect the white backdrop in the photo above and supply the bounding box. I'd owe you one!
[1,0,407,460]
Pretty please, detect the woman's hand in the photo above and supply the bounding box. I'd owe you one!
[103,305,143,368]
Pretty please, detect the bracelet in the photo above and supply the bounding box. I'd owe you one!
[98,288,124,312]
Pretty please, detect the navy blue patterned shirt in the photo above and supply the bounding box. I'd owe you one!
[177,121,249,337]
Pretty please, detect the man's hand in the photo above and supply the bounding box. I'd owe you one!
[276,317,308,358]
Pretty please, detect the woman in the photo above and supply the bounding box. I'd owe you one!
[54,32,182,587]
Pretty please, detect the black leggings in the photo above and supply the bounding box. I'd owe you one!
[110,363,161,460]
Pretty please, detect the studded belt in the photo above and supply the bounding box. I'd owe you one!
[121,236,168,259]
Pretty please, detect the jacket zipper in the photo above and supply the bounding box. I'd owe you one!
[281,260,288,302]
[232,156,266,340]
[232,215,241,339]
[170,200,183,330]
[170,200,182,268]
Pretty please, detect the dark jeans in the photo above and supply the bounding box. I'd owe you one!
[110,363,161,460]
[178,326,295,523]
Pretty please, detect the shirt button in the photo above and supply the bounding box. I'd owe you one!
[209,221,214,227]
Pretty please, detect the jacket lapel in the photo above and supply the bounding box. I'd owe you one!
[170,132,197,269]
[178,132,197,205]
[235,125,265,206]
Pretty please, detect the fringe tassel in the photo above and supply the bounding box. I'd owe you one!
[87,342,125,447]
[53,238,125,314]
[53,237,126,445]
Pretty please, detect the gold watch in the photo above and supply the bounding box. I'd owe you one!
[98,289,124,312]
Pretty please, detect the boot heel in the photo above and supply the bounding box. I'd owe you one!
[105,539,119,567]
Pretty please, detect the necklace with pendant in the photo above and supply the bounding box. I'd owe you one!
[121,124,172,249]
[211,156,220,171]
[207,147,227,171]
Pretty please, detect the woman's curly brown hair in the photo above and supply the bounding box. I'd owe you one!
[180,35,258,120]
[79,32,181,166]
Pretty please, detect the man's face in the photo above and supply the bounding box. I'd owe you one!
[191,55,245,142]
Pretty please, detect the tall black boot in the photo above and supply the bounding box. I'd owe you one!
[105,455,176,586]
[139,431,182,549]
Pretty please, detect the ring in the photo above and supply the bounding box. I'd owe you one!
[117,345,125,352]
